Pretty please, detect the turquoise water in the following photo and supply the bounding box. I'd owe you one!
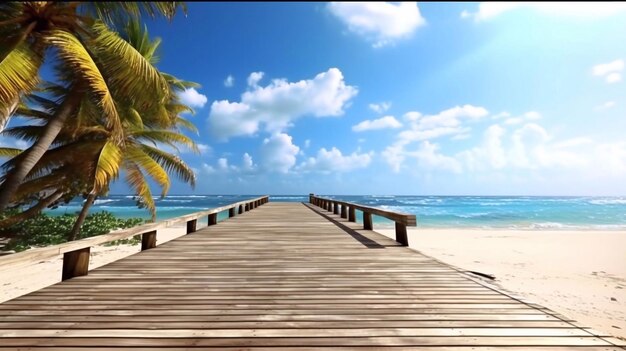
[46,195,626,230]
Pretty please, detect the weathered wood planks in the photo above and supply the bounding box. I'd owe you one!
[0,202,620,349]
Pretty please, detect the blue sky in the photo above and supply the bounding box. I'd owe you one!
[7,2,626,195]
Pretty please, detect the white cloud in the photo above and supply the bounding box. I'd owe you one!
[208,68,358,140]
[197,144,212,154]
[352,115,402,132]
[595,101,616,110]
[241,153,255,172]
[382,141,462,173]
[224,75,234,87]
[217,158,230,170]
[179,88,208,108]
[592,59,624,76]
[524,111,542,120]
[328,2,426,48]
[247,72,264,87]
[403,111,422,122]
[298,147,373,173]
[463,2,626,22]
[398,105,489,143]
[591,59,624,84]
[606,72,622,83]
[202,163,215,174]
[304,139,311,148]
[368,101,391,113]
[259,133,300,173]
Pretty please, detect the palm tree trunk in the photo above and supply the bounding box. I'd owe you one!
[0,88,83,211]
[68,193,97,241]
[0,190,63,229]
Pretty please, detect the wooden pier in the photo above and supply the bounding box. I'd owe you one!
[0,197,623,349]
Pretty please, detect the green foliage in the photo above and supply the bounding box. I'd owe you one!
[1,211,143,252]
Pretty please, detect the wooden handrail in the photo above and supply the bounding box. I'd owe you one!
[309,194,416,246]
[0,195,270,280]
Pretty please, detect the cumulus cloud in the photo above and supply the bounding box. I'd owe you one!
[179,88,208,108]
[197,144,212,154]
[352,115,402,132]
[259,133,300,173]
[592,59,623,84]
[208,68,358,140]
[224,75,234,87]
[462,2,626,21]
[398,105,489,143]
[298,147,373,173]
[595,101,616,110]
[382,141,462,173]
[328,2,426,48]
[369,101,391,113]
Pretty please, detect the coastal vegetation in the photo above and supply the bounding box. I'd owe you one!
[0,2,197,243]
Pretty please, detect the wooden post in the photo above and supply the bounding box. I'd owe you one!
[309,193,314,204]
[141,230,157,251]
[341,204,347,218]
[239,204,243,214]
[62,247,90,281]
[186,219,197,234]
[396,222,408,246]
[229,208,235,217]
[364,212,373,230]
[348,206,356,222]
[245,203,249,211]
[208,213,217,226]
[333,202,339,215]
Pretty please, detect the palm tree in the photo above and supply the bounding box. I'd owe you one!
[0,20,200,239]
[0,2,186,211]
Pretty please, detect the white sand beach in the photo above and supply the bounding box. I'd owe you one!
[1,225,625,340]
[378,228,626,339]
[0,225,187,304]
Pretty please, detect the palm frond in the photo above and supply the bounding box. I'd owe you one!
[46,29,122,139]
[126,146,170,196]
[132,130,199,153]
[0,147,22,158]
[124,163,156,220]
[0,42,42,127]
[90,21,169,109]
[93,140,122,191]
[139,144,195,187]
[174,116,198,133]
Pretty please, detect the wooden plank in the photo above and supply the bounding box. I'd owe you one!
[311,195,416,226]
[61,247,90,281]
[140,230,157,251]
[0,202,614,349]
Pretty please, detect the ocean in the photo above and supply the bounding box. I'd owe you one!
[45,195,626,230]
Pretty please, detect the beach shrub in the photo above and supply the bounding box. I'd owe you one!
[0,211,144,252]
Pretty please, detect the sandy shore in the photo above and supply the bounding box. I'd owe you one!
[0,225,187,303]
[378,228,626,339]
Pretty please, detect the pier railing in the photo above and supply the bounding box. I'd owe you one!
[0,196,269,280]
[309,194,416,246]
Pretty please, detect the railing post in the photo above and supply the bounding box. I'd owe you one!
[333,202,339,215]
[62,247,90,281]
[348,206,356,222]
[141,230,157,251]
[396,222,408,246]
[341,204,347,218]
[245,203,249,211]
[229,208,235,217]
[363,212,373,230]
[208,213,218,226]
[187,219,197,234]
[239,204,243,214]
